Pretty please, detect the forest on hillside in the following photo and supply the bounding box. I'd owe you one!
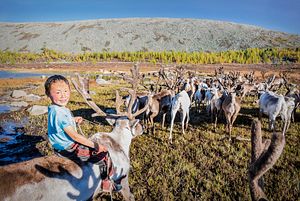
[0,48,299,65]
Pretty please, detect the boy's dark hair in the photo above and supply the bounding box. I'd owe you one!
[44,75,70,96]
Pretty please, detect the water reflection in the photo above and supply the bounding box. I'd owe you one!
[0,104,20,114]
[0,118,44,166]
[0,70,69,79]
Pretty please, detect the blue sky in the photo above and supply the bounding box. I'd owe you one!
[0,0,299,34]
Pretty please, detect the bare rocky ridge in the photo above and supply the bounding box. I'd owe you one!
[0,18,299,53]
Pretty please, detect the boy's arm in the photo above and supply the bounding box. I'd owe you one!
[63,125,107,152]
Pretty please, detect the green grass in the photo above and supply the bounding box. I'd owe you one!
[1,78,299,201]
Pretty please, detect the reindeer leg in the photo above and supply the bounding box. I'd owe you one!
[259,110,263,121]
[150,112,157,134]
[169,109,177,142]
[224,114,230,133]
[206,104,210,116]
[227,114,232,140]
[218,108,224,122]
[268,119,272,131]
[291,109,295,123]
[230,110,239,134]
[229,124,232,140]
[143,112,147,127]
[269,116,276,132]
[286,119,291,134]
[185,109,190,131]
[145,116,149,134]
[282,119,288,135]
[210,108,214,123]
[162,113,166,129]
[120,176,135,201]
[181,111,186,134]
[214,110,219,132]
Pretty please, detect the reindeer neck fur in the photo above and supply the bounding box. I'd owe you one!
[226,93,237,105]
[222,92,241,114]
[93,132,131,179]
[232,95,237,107]
[110,124,133,156]
[211,88,220,99]
[90,118,136,178]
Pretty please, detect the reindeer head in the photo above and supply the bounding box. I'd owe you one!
[105,117,144,138]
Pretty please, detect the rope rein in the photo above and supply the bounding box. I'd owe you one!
[76,117,102,136]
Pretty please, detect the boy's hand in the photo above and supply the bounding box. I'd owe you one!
[93,142,108,153]
[74,116,83,124]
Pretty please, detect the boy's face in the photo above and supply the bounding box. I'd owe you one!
[48,80,70,106]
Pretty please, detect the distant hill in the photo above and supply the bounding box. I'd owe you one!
[0,18,299,53]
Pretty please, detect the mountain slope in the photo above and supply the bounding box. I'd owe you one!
[0,18,299,53]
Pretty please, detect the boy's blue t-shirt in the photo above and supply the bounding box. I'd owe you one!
[47,105,76,150]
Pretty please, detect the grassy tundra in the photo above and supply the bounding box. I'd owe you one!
[0,68,299,201]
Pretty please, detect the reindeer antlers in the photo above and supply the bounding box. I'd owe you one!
[72,63,149,120]
[71,74,106,117]
[249,119,285,201]
[159,65,186,91]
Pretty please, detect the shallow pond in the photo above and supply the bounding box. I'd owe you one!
[0,70,49,79]
[0,119,44,166]
[0,104,21,114]
[0,70,70,79]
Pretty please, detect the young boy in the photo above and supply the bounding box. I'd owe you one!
[45,75,107,163]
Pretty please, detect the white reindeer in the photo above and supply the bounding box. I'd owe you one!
[194,81,208,113]
[259,91,295,134]
[285,85,300,123]
[169,90,191,143]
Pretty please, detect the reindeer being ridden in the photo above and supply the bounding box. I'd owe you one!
[0,66,149,201]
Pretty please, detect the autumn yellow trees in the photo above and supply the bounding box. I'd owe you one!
[0,48,299,64]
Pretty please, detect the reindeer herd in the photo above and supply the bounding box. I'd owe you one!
[116,65,299,141]
[0,64,299,201]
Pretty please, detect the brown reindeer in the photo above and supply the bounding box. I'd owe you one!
[221,92,241,139]
[249,119,285,201]
[146,89,173,133]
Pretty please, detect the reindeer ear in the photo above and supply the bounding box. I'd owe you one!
[130,119,140,128]
[105,117,117,126]
[130,119,143,137]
